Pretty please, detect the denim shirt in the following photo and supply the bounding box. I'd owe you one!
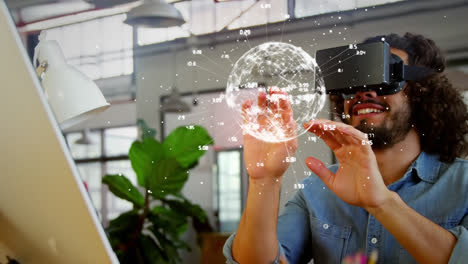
[223,152,468,263]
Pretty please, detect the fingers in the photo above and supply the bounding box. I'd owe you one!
[306,124,342,150]
[267,88,283,113]
[243,87,296,136]
[258,113,269,127]
[304,119,368,146]
[258,91,267,110]
[256,92,269,127]
[242,99,253,110]
[322,119,368,142]
[268,87,293,123]
[305,156,335,188]
[311,122,350,146]
[339,124,369,143]
[241,99,253,125]
[243,92,269,128]
[279,94,293,125]
[285,119,297,138]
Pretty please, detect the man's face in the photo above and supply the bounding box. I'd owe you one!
[343,48,413,149]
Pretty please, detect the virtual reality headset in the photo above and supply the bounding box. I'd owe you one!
[315,41,435,98]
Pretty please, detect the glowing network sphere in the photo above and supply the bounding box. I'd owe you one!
[226,42,326,142]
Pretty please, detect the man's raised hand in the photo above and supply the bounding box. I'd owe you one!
[242,88,298,180]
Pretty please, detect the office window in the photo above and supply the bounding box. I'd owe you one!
[66,130,102,159]
[45,14,133,80]
[104,126,138,157]
[66,125,137,226]
[294,0,405,18]
[216,149,242,232]
[76,162,102,218]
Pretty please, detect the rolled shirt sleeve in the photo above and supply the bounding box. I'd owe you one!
[222,233,284,264]
[448,215,468,264]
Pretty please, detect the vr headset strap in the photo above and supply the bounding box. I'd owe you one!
[404,65,435,81]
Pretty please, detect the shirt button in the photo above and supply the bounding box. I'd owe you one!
[323,224,329,229]
[371,237,378,244]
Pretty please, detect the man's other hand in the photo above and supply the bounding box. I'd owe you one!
[303,120,392,210]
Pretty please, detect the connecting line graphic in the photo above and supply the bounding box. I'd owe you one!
[244,34,252,49]
[274,62,309,88]
[274,73,299,88]
[318,47,351,68]
[320,53,358,78]
[199,53,231,74]
[192,65,228,81]
[178,17,365,195]
[221,54,235,65]
[226,118,244,137]
[280,17,287,42]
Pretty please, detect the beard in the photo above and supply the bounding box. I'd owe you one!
[352,103,412,149]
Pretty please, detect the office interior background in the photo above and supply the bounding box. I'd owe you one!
[2,0,468,263]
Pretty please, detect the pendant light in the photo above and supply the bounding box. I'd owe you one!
[161,86,191,113]
[124,0,185,28]
[74,128,94,145]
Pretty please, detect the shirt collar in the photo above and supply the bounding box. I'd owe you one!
[410,151,442,184]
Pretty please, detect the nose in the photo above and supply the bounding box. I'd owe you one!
[355,90,378,100]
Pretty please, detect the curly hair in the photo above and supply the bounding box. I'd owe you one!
[330,32,468,163]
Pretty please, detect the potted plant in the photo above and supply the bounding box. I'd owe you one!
[102,122,214,264]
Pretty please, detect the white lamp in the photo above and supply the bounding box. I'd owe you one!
[161,86,191,113]
[124,0,186,28]
[33,32,110,130]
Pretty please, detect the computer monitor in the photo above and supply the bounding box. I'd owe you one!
[0,1,117,263]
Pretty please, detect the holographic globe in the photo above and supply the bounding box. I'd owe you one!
[226,42,326,142]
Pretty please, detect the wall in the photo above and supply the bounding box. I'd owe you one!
[62,100,136,133]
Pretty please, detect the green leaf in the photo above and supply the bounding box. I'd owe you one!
[137,118,157,141]
[151,206,187,234]
[139,235,167,264]
[163,197,207,223]
[147,159,188,197]
[151,228,182,264]
[129,137,164,187]
[163,126,214,169]
[148,212,191,263]
[102,175,144,207]
[106,209,140,249]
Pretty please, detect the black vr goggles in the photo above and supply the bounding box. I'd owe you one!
[315,41,435,99]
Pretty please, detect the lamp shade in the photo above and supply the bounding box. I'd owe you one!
[34,37,110,130]
[124,0,185,28]
[161,87,191,113]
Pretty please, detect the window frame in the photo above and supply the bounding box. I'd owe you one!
[65,124,137,227]
[214,147,247,232]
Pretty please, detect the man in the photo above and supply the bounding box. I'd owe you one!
[223,33,468,263]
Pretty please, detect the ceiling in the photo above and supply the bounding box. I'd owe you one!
[5,0,140,26]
